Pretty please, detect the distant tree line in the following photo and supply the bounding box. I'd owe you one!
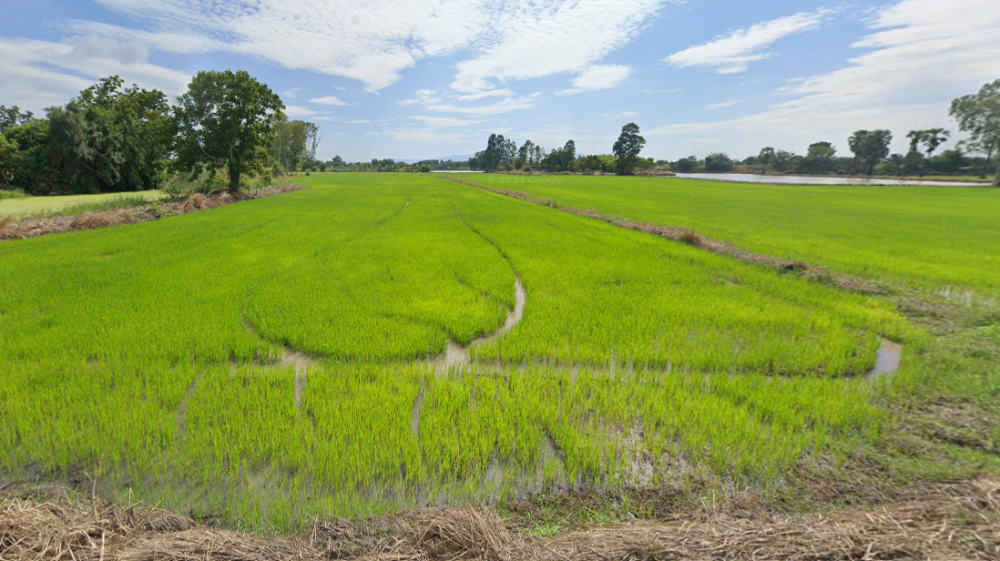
[669,80,1000,185]
[470,123,651,175]
[315,157,471,173]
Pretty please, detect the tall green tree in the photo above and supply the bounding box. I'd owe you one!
[47,76,173,193]
[905,128,950,174]
[757,146,775,173]
[801,141,836,174]
[848,130,892,176]
[0,120,50,193]
[950,79,1000,185]
[174,70,285,193]
[271,118,310,174]
[612,123,645,175]
[704,152,734,172]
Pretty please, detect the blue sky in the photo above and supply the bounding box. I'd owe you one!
[1,0,998,162]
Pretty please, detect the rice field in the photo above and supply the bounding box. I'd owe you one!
[0,190,167,217]
[466,174,1000,301]
[0,173,919,530]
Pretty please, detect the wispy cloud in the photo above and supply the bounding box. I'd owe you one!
[410,115,487,127]
[665,8,834,74]
[309,95,348,106]
[0,35,190,113]
[649,0,1000,156]
[602,111,641,120]
[706,99,742,109]
[65,0,668,93]
[450,0,669,92]
[285,105,319,117]
[557,64,633,95]
[426,93,540,116]
[397,88,441,106]
[453,89,515,101]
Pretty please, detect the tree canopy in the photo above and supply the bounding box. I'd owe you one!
[848,130,892,176]
[174,70,285,193]
[613,123,646,175]
[950,79,1000,185]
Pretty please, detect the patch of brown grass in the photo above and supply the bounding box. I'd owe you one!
[3,476,998,561]
[0,215,21,240]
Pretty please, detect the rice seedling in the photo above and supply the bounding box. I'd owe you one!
[465,174,1000,300]
[0,173,916,530]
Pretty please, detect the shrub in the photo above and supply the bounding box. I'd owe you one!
[0,189,28,200]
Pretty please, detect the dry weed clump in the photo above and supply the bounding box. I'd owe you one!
[71,212,134,230]
[0,215,20,239]
[3,477,998,561]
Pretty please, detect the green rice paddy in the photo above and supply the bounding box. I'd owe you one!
[0,190,166,218]
[0,174,928,529]
[467,174,1000,301]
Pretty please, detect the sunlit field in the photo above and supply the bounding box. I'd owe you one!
[0,173,922,529]
[467,174,1000,301]
[0,190,167,217]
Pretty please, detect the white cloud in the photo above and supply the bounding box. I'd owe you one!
[281,88,298,99]
[556,65,632,95]
[410,116,487,127]
[363,132,380,137]
[706,100,742,109]
[575,65,633,90]
[384,128,468,143]
[453,89,515,101]
[0,35,190,113]
[450,0,669,92]
[62,1,666,94]
[309,95,348,106]
[347,120,371,124]
[603,111,641,120]
[426,93,540,116]
[648,0,1000,157]
[665,8,833,74]
[398,89,441,106]
[285,105,319,117]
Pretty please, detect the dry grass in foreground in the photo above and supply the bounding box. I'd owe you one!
[2,476,997,561]
[0,185,306,241]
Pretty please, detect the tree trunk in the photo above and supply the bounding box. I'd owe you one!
[228,163,242,194]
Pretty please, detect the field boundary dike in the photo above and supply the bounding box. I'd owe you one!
[442,176,884,295]
[2,475,997,561]
[0,184,307,242]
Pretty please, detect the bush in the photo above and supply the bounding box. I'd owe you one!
[0,189,28,200]
[163,171,227,197]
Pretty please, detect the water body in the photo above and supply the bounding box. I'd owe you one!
[675,173,985,187]
[870,339,903,378]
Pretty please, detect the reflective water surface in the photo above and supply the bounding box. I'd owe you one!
[675,173,985,187]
